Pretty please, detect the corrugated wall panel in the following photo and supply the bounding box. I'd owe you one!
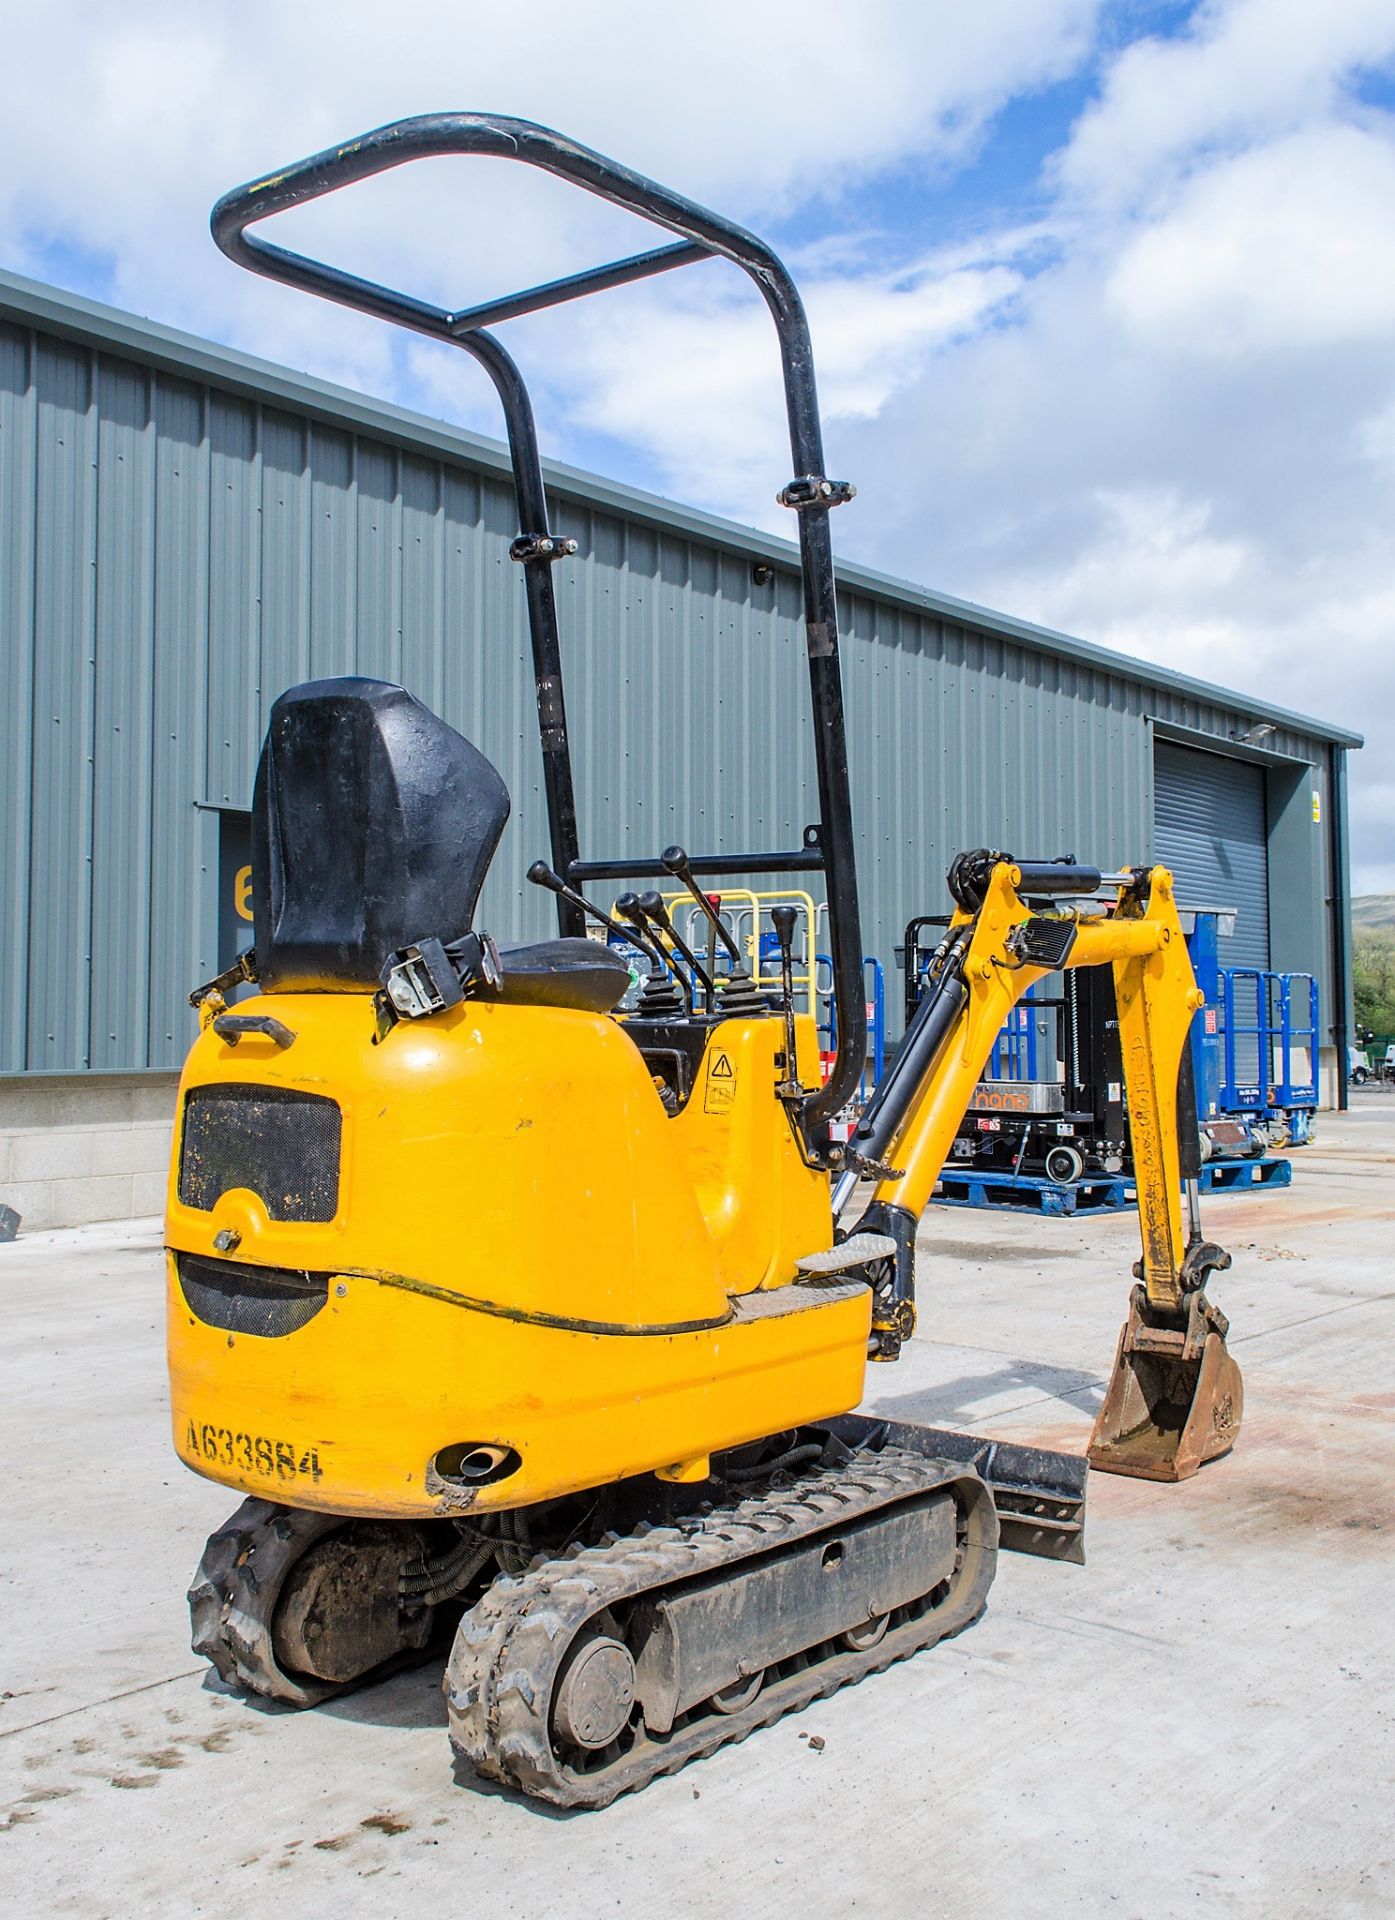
[436,467,484,803]
[205,395,261,806]
[0,324,37,1072]
[259,411,310,711]
[88,357,154,1068]
[28,340,96,1070]
[308,424,354,683]
[148,375,209,1060]
[399,453,445,716]
[0,298,1345,1073]
[354,440,400,684]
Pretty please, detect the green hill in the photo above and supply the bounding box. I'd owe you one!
[1354,903,1395,1034]
[1353,896,1395,931]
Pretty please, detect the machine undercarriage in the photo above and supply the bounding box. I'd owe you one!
[188,1419,1082,1806]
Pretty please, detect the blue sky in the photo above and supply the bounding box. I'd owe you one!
[1,0,1394,888]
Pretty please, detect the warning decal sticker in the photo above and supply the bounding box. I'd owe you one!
[704,1050,737,1113]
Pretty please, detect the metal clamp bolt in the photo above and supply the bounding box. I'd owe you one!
[509,532,579,563]
[777,475,856,512]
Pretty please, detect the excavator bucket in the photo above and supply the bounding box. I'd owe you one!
[1087,1285,1243,1482]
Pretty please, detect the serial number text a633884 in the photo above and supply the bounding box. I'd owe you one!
[185,1420,324,1484]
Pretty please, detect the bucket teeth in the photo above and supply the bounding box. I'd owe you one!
[1087,1285,1243,1483]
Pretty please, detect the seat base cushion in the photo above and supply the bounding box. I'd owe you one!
[489,939,631,1015]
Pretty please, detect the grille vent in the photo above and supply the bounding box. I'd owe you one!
[178,1084,340,1222]
[176,1252,329,1338]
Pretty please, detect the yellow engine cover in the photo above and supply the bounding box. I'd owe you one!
[165,994,868,1517]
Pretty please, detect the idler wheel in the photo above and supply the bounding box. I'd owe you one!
[552,1634,636,1751]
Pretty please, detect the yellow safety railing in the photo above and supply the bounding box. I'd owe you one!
[658,886,823,1015]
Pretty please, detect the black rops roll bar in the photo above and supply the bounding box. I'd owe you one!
[210,113,866,1135]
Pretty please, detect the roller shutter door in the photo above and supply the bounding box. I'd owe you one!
[1153,741,1269,968]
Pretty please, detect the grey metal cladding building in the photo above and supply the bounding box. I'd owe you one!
[0,268,1361,1226]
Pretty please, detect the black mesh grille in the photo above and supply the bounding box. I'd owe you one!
[178,1084,341,1222]
[176,1252,329,1337]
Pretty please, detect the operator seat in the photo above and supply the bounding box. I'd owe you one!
[251,677,628,1015]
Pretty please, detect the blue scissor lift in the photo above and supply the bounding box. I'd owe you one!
[1187,911,1319,1152]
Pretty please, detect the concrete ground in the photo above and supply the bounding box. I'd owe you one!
[3,1104,1392,1919]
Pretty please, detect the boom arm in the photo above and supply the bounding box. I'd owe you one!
[850,858,1242,1482]
[869,864,1200,1309]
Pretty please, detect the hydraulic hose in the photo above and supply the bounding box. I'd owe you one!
[832,929,970,1215]
[400,1527,497,1605]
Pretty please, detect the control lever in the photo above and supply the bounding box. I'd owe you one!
[660,847,745,969]
[770,904,803,1095]
[526,861,646,952]
[636,890,716,1005]
[704,895,721,993]
[660,846,767,1018]
[615,893,691,1013]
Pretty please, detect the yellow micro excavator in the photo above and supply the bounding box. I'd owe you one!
[167,115,1242,1809]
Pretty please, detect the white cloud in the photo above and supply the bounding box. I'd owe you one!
[0,2,1101,313]
[0,1,1101,485]
[1058,0,1395,208]
[997,487,1253,669]
[1106,124,1395,355]
[1359,394,1395,471]
[830,3,1395,892]
[1351,783,1395,896]
[552,255,1026,511]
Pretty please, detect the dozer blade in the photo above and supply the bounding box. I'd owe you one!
[827,1413,1087,1562]
[1087,1284,1243,1482]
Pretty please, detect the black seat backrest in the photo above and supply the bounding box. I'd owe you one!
[252,677,510,992]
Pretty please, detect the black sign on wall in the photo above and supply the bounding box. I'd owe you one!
[218,811,254,974]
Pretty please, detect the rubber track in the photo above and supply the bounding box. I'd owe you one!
[445,1449,997,1809]
[189,1496,350,1707]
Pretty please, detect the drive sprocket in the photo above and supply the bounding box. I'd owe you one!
[189,1497,467,1705]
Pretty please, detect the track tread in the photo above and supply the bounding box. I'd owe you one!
[189,1497,351,1706]
[444,1449,997,1809]
[188,1498,444,1706]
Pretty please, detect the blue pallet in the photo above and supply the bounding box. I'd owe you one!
[1197,1154,1292,1194]
[932,1169,1135,1215]
[933,1154,1291,1216]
